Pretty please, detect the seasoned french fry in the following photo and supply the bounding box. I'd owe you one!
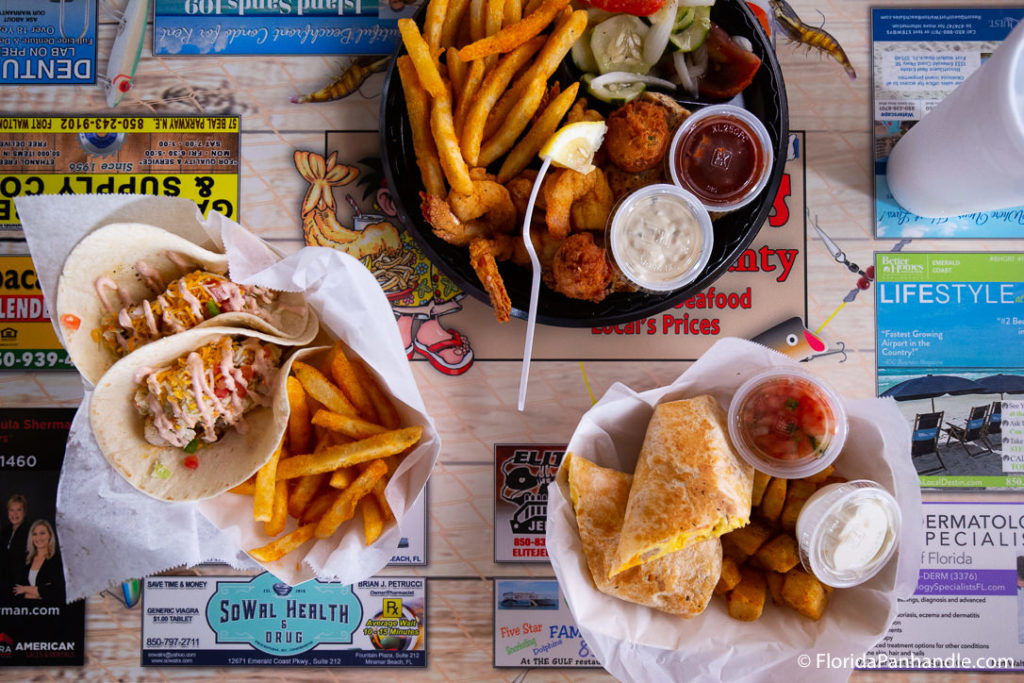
[265,480,289,536]
[372,479,395,525]
[301,489,339,525]
[469,0,486,42]
[461,34,545,166]
[276,427,423,480]
[503,0,522,26]
[254,440,284,522]
[441,0,472,48]
[359,496,384,545]
[497,80,578,183]
[453,59,486,138]
[228,478,255,496]
[446,46,467,97]
[312,409,388,440]
[396,56,447,198]
[458,0,570,62]
[328,345,377,421]
[431,85,475,195]
[422,0,450,53]
[397,18,445,98]
[329,466,357,490]
[315,460,388,538]
[288,472,328,519]
[352,361,402,429]
[249,523,316,563]
[477,10,587,166]
[286,376,312,454]
[292,361,358,418]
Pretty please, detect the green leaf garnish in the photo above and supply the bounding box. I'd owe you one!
[785,398,800,410]
[206,300,221,317]
[184,438,200,454]
[151,460,172,479]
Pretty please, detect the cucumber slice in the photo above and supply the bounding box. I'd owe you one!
[674,6,695,31]
[591,15,651,75]
[571,27,600,73]
[669,5,711,52]
[583,73,646,105]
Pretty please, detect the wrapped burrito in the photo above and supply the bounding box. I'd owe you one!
[56,222,317,384]
[90,327,300,502]
[612,395,753,576]
[566,454,722,618]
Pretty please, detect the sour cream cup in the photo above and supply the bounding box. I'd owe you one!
[606,184,714,293]
[668,104,774,213]
[727,367,848,479]
[796,480,902,588]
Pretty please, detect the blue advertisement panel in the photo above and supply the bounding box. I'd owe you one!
[0,0,96,85]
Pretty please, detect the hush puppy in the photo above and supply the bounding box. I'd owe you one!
[605,100,670,172]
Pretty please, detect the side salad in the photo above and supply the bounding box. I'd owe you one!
[571,0,763,104]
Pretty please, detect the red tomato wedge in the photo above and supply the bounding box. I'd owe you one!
[580,0,666,18]
[699,23,763,99]
[745,2,772,36]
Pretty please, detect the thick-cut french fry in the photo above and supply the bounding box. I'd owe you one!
[329,466,357,490]
[312,409,388,440]
[315,460,388,538]
[265,480,289,536]
[288,472,328,519]
[469,0,486,42]
[292,361,358,418]
[458,0,569,61]
[446,47,467,96]
[431,85,475,195]
[359,496,384,545]
[441,0,472,48]
[503,0,522,27]
[254,440,284,522]
[277,427,423,480]
[249,523,316,563]
[352,361,402,429]
[398,18,445,98]
[484,0,506,69]
[461,35,545,166]
[396,56,447,198]
[453,59,486,138]
[301,489,338,525]
[477,10,586,166]
[423,0,449,53]
[497,80,579,183]
[286,375,312,454]
[228,478,255,496]
[523,0,544,14]
[328,346,377,421]
[372,478,395,525]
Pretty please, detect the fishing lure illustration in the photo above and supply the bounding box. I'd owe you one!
[104,0,150,108]
[291,56,390,104]
[769,0,856,79]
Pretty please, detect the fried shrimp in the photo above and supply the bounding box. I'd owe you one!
[469,236,513,323]
[420,192,493,247]
[570,167,614,232]
[506,170,544,220]
[605,100,670,172]
[544,232,613,303]
[448,179,516,234]
[544,167,596,239]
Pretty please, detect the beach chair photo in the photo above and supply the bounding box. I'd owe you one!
[985,401,1002,446]
[911,411,946,475]
[944,404,993,456]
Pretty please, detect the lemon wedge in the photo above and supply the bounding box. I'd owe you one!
[540,120,608,173]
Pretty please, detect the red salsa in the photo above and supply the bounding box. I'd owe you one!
[674,113,766,207]
[735,376,836,461]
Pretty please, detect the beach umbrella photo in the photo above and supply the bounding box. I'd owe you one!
[880,374,986,411]
[976,373,1024,398]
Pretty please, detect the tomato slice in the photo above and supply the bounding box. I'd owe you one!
[581,0,666,18]
[699,24,762,99]
[60,314,81,331]
[745,2,772,36]
[183,454,199,469]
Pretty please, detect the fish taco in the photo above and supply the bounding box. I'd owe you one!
[56,222,317,384]
[90,327,300,501]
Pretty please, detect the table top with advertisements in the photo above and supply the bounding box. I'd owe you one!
[1,0,1024,680]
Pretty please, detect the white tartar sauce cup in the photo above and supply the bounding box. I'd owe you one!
[796,480,902,588]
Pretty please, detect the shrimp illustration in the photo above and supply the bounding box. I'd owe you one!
[769,0,856,79]
[290,56,390,104]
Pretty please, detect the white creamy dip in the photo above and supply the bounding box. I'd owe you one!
[823,498,892,572]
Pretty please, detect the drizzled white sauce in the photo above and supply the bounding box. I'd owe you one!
[613,191,703,284]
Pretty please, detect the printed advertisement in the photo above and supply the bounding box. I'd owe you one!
[492,579,599,668]
[0,408,85,667]
[494,444,565,563]
[0,115,240,234]
[389,487,425,565]
[153,0,410,55]
[875,252,1024,487]
[142,574,425,666]
[0,0,96,85]
[861,502,1024,672]
[0,255,70,371]
[873,7,1024,238]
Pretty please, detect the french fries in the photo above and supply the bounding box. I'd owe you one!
[239,342,422,565]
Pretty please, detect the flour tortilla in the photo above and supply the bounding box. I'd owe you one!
[89,327,310,502]
[56,222,317,385]
[567,454,722,618]
[612,395,753,576]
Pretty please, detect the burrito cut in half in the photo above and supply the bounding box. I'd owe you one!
[56,222,317,384]
[612,395,753,577]
[91,327,295,502]
[567,454,722,618]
